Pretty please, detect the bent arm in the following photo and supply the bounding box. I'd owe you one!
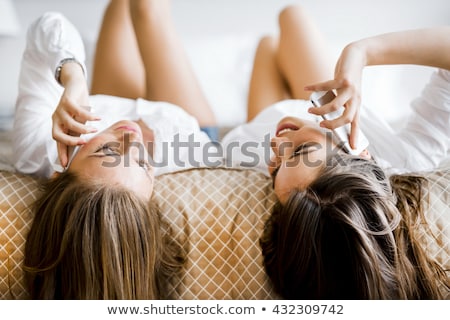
[352,27,450,70]
[52,59,99,169]
[306,27,450,150]
[13,12,88,178]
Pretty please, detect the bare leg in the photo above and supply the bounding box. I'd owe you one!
[276,5,334,100]
[246,5,334,122]
[91,0,146,99]
[247,36,290,122]
[129,0,216,127]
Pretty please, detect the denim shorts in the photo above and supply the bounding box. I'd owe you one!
[200,126,219,142]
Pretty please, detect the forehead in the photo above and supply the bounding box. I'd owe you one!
[69,156,153,199]
[275,163,324,203]
[274,145,329,203]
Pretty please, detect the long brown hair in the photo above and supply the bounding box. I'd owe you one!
[261,154,450,299]
[24,171,183,299]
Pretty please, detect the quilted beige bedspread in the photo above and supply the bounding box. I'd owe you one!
[0,166,449,299]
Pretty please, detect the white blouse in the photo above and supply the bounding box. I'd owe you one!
[13,12,214,178]
[222,69,450,176]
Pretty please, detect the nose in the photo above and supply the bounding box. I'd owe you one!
[271,136,293,157]
[122,131,146,155]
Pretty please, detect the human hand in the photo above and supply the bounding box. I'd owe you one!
[52,76,100,167]
[305,43,366,149]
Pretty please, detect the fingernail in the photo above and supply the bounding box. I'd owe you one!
[89,127,98,133]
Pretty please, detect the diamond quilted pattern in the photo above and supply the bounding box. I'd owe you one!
[1,164,449,299]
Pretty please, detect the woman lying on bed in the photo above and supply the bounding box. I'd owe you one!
[13,0,219,299]
[222,5,450,298]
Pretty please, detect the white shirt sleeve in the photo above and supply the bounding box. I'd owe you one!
[12,12,87,178]
[361,68,450,173]
[221,100,315,176]
[397,69,450,169]
[136,99,218,176]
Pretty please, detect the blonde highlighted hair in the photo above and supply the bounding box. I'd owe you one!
[24,171,183,299]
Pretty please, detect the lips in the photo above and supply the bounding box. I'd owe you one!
[276,123,300,136]
[115,125,138,133]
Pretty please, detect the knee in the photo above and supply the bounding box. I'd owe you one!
[129,0,167,20]
[278,4,308,29]
[257,35,278,52]
[253,35,279,64]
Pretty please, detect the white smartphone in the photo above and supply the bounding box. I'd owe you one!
[310,90,369,155]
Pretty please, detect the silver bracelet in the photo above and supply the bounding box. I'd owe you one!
[54,57,84,86]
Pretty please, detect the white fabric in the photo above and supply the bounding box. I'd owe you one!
[13,12,450,179]
[78,97,216,177]
[13,12,213,178]
[359,68,450,173]
[221,99,316,175]
[222,69,450,176]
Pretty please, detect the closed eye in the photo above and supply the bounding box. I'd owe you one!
[271,142,320,189]
[137,159,150,170]
[290,142,320,158]
[94,143,120,156]
[137,159,153,182]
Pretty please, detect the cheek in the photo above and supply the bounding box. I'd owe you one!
[268,156,279,174]
[273,168,296,201]
[274,183,290,204]
[274,159,324,199]
[139,177,154,199]
[291,125,328,144]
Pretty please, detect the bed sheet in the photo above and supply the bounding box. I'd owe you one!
[0,130,13,172]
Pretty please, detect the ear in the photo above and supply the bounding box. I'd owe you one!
[359,149,372,160]
[51,171,61,179]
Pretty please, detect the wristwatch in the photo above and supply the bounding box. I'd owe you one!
[54,57,84,86]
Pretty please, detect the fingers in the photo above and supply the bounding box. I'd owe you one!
[52,105,91,156]
[57,141,69,168]
[318,97,358,130]
[63,112,98,134]
[52,82,100,167]
[72,105,101,123]
[349,114,360,150]
[52,123,86,146]
[304,79,340,92]
[308,89,353,117]
[306,78,361,142]
[53,125,86,169]
[53,103,100,134]
[53,112,97,137]
[61,101,101,123]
